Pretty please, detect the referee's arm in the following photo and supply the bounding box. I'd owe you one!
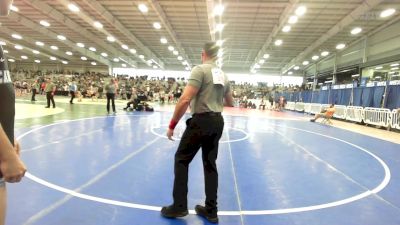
[171,85,199,124]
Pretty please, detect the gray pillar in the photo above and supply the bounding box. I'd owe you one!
[333,53,337,85]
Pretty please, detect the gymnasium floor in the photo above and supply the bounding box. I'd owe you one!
[7,95,400,225]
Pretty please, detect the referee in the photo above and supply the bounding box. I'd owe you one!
[161,42,233,223]
[44,77,56,108]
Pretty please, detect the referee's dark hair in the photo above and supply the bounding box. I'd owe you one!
[203,42,219,59]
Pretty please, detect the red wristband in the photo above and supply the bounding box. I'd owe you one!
[169,120,178,130]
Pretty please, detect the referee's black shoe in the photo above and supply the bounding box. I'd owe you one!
[161,205,188,218]
[195,205,218,223]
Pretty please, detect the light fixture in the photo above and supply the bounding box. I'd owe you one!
[216,40,224,46]
[14,45,23,50]
[288,71,293,75]
[11,34,22,39]
[213,4,224,16]
[138,4,148,13]
[21,55,28,59]
[32,50,40,54]
[81,56,87,61]
[10,4,18,12]
[139,55,144,59]
[380,9,396,18]
[177,56,183,61]
[173,50,179,55]
[303,61,309,65]
[274,39,283,46]
[66,51,73,56]
[215,23,224,32]
[61,61,68,64]
[351,27,362,35]
[121,44,129,50]
[390,63,399,67]
[153,22,161,29]
[107,36,116,42]
[68,3,80,12]
[336,43,346,49]
[77,43,85,48]
[217,49,223,58]
[57,35,66,41]
[89,47,96,52]
[263,54,270,59]
[34,60,40,63]
[35,41,44,46]
[122,63,127,67]
[168,46,174,51]
[8,59,15,62]
[153,65,158,69]
[391,67,399,70]
[40,20,50,27]
[160,38,168,44]
[50,56,57,61]
[91,62,97,66]
[3,50,8,53]
[321,51,329,57]
[288,15,298,24]
[0,41,6,46]
[259,59,265,64]
[282,25,291,32]
[147,60,153,64]
[254,64,260,69]
[295,6,307,16]
[93,21,103,29]
[185,67,190,71]
[294,66,300,70]
[375,66,383,70]
[101,52,108,57]
[251,69,257,74]
[312,55,319,60]
[113,58,120,62]
[50,45,58,50]
[183,60,188,65]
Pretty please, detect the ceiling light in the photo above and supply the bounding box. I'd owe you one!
[183,60,188,65]
[10,4,18,12]
[35,41,44,46]
[185,67,190,71]
[50,56,57,61]
[77,43,85,48]
[160,38,168,44]
[173,50,178,55]
[288,15,298,24]
[168,46,174,51]
[282,25,291,32]
[294,66,300,70]
[177,56,183,60]
[274,39,283,46]
[89,47,96,52]
[217,49,223,58]
[213,4,224,16]
[32,50,40,54]
[251,69,257,74]
[138,4,148,13]
[40,20,50,27]
[295,6,307,16]
[259,59,265,64]
[21,55,28,59]
[34,60,40,63]
[66,51,73,56]
[216,40,224,46]
[391,67,399,70]
[130,49,137,54]
[62,61,68,64]
[336,43,346,49]
[93,21,103,29]
[321,51,329,57]
[288,71,293,75]
[215,23,224,32]
[375,66,383,70]
[101,52,108,57]
[153,22,161,29]
[68,3,80,12]
[50,45,58,50]
[153,65,158,69]
[57,35,66,41]
[351,27,362,35]
[113,58,120,62]
[390,63,399,67]
[121,44,129,50]
[3,50,8,53]
[11,34,22,39]
[122,63,127,67]
[0,41,6,46]
[263,54,270,59]
[147,60,153,64]
[139,55,144,59]
[303,61,309,65]
[14,45,23,50]
[91,62,97,66]
[8,59,15,62]
[254,64,260,69]
[380,9,396,18]
[312,55,319,60]
[107,36,116,42]
[81,56,87,61]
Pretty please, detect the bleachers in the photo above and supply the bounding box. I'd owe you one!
[286,102,400,130]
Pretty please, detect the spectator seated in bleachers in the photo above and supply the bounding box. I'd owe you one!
[310,104,336,123]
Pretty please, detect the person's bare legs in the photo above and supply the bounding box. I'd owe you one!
[310,114,322,122]
[0,184,7,225]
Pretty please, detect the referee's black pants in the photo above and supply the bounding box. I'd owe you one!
[173,113,224,212]
[106,93,116,113]
[46,92,55,108]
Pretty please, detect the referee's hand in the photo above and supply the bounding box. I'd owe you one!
[167,128,174,141]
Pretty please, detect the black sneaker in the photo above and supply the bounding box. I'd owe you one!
[195,205,218,223]
[45,106,50,108]
[310,119,315,122]
[161,205,188,218]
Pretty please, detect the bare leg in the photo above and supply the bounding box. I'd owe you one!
[0,185,7,225]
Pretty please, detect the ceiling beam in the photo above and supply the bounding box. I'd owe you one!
[205,0,216,42]
[79,0,164,68]
[22,0,136,68]
[282,0,384,73]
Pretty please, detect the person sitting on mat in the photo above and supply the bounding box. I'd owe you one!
[310,104,335,122]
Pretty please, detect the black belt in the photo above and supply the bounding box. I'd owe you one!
[193,112,221,117]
